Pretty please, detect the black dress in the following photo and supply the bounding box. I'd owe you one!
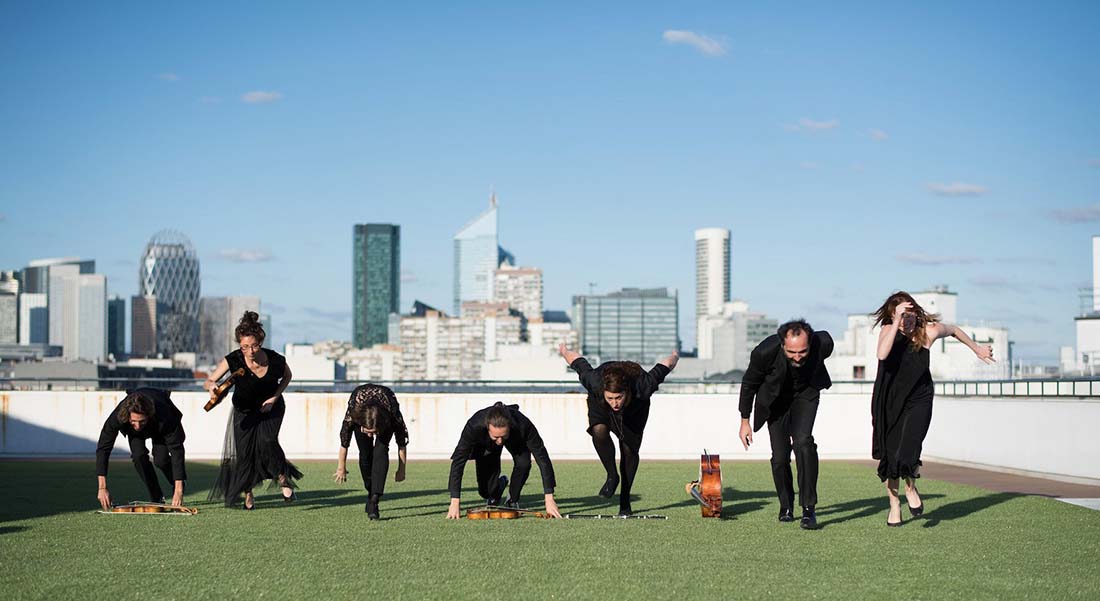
[871,332,935,481]
[209,348,303,506]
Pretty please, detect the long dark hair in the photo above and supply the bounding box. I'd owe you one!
[234,311,265,344]
[351,403,390,434]
[871,291,940,351]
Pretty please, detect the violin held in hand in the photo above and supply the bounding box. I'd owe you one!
[205,368,247,412]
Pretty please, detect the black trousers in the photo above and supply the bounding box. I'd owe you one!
[353,428,393,496]
[474,446,532,503]
[128,436,177,501]
[766,393,819,510]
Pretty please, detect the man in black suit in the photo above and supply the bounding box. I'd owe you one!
[445,402,562,519]
[738,319,833,529]
[95,388,187,509]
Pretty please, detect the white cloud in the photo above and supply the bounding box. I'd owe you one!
[786,118,839,133]
[241,90,283,104]
[662,30,727,57]
[926,182,988,197]
[895,253,980,266]
[1048,204,1100,224]
[217,248,274,263]
[868,128,888,141]
[158,72,180,81]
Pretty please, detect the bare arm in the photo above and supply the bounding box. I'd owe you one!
[558,343,582,365]
[203,358,230,392]
[934,323,995,364]
[876,301,910,360]
[658,350,679,371]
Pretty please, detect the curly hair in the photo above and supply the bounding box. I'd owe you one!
[234,311,265,344]
[116,391,155,423]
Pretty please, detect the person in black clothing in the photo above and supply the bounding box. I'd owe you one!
[333,383,409,519]
[558,343,679,516]
[204,311,302,509]
[95,388,187,509]
[738,320,833,530]
[870,292,994,526]
[445,402,562,519]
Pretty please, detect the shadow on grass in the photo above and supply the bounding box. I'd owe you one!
[920,492,1022,528]
[0,526,29,535]
[814,493,946,529]
[0,460,222,523]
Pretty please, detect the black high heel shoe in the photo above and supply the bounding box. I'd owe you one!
[243,494,255,511]
[906,487,924,517]
[282,489,297,503]
[886,519,902,527]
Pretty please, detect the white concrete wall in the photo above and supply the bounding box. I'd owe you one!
[1,390,1098,483]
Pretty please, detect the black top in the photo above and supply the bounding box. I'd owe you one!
[95,388,185,478]
[738,331,834,432]
[871,332,933,459]
[225,348,288,412]
[570,358,670,428]
[339,384,409,449]
[448,404,555,497]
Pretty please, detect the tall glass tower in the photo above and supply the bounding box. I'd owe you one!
[353,224,400,348]
[453,194,512,314]
[139,230,200,356]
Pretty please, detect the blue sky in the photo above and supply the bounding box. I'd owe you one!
[1,2,1098,363]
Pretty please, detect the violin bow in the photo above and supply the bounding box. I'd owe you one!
[476,505,668,520]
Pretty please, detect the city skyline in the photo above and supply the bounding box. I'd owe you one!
[2,3,1099,362]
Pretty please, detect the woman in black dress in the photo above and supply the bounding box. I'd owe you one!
[332,383,409,519]
[558,343,678,516]
[205,311,303,509]
[871,292,994,526]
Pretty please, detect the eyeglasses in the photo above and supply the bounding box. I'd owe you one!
[240,343,261,351]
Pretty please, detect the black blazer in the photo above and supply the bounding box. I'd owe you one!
[448,404,555,497]
[95,388,186,477]
[738,332,834,432]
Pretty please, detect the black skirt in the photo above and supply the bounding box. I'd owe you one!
[209,398,303,506]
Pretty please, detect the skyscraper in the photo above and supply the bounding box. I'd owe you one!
[139,230,201,356]
[130,295,158,358]
[199,296,261,364]
[49,266,107,362]
[695,228,731,320]
[493,264,542,322]
[0,272,17,345]
[353,224,400,348]
[107,296,125,357]
[454,194,512,314]
[21,257,95,294]
[18,293,47,344]
[573,287,679,364]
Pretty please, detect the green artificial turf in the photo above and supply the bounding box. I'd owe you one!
[1,460,1097,600]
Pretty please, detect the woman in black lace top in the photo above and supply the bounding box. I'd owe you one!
[332,383,408,519]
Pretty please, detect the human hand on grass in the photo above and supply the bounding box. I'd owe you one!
[544,494,562,519]
[97,487,112,511]
[446,498,462,519]
[333,467,347,483]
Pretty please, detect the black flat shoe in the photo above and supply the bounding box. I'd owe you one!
[908,503,924,518]
[778,508,795,523]
[799,507,818,530]
[887,520,902,527]
[599,474,620,499]
[282,490,297,503]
